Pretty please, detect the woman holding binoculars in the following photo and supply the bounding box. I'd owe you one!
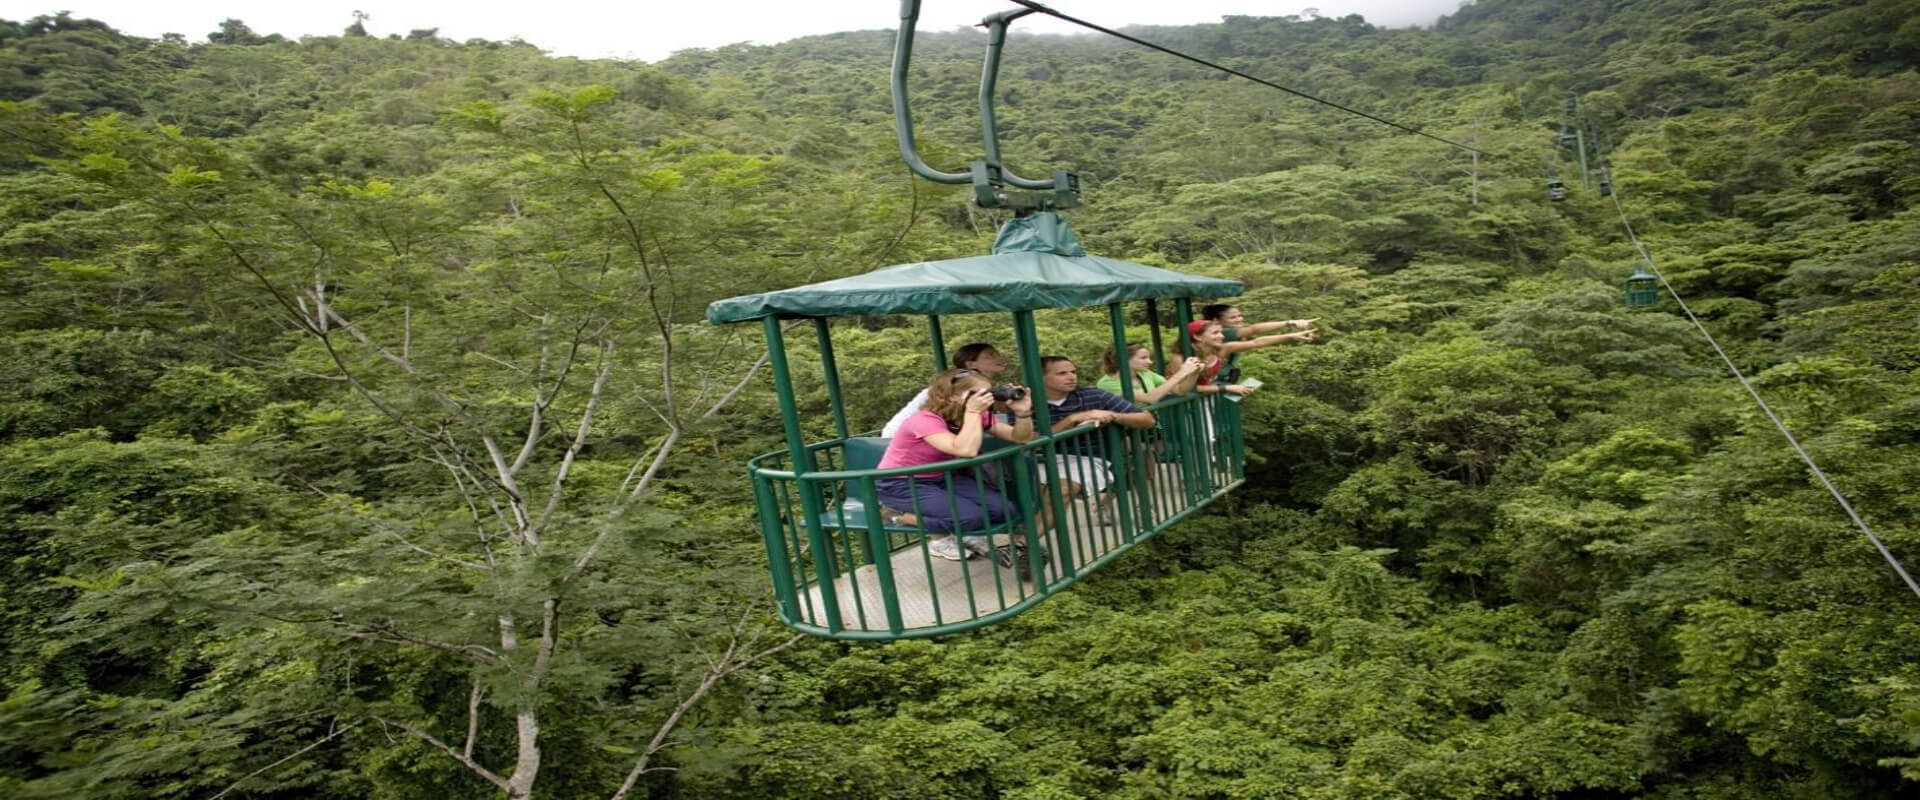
[874,368,1037,561]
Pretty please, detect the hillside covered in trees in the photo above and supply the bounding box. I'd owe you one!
[2,1,1919,797]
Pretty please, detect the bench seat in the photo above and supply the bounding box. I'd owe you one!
[817,436,1026,537]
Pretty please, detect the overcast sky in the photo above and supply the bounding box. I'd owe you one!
[8,1,1468,62]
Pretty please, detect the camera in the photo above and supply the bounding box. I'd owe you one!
[988,385,1026,402]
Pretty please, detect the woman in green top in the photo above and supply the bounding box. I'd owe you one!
[1098,343,1202,404]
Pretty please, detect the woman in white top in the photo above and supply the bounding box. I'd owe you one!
[880,342,1008,437]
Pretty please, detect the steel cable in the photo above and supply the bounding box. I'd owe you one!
[1604,179,1920,601]
[1001,0,1490,155]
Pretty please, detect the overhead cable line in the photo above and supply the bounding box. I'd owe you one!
[1603,177,1920,602]
[1002,0,1491,156]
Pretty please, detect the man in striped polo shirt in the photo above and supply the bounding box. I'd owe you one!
[1038,355,1156,524]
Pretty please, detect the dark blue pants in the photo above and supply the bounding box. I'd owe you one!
[876,475,1017,534]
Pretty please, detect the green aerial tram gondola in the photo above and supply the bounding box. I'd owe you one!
[705,1,1256,640]
[1624,259,1660,309]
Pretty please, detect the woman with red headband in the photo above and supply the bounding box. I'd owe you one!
[1202,304,1317,376]
[1186,317,1316,397]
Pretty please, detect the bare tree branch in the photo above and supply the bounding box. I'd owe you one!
[528,599,559,691]
[506,328,554,477]
[564,126,679,433]
[464,679,485,760]
[567,427,680,583]
[576,332,779,583]
[469,350,534,377]
[339,622,502,665]
[205,718,364,800]
[697,348,773,425]
[372,715,510,790]
[537,318,601,417]
[535,345,615,537]
[191,216,496,480]
[616,438,668,499]
[631,390,674,430]
[292,479,492,571]
[607,618,805,800]
[869,165,922,265]
[385,528,493,572]
[428,446,516,552]
[317,302,528,518]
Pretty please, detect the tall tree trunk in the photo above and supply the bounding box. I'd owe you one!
[506,709,541,800]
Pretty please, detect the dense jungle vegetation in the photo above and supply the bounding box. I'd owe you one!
[3,0,1919,797]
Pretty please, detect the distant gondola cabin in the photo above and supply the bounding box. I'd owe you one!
[1625,261,1660,308]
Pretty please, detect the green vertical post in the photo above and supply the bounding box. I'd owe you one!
[763,317,811,470]
[1174,298,1196,358]
[1172,297,1203,504]
[1107,303,1133,404]
[1105,423,1139,538]
[1222,393,1246,481]
[926,315,947,374]
[857,476,905,635]
[1013,309,1073,580]
[1175,396,1207,507]
[814,318,850,441]
[1105,302,1138,536]
[761,317,844,631]
[1012,310,1050,433]
[1145,298,1166,373]
[751,471,799,621]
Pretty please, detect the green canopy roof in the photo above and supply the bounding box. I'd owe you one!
[705,213,1243,324]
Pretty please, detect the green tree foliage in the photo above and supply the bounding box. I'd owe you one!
[2,1,1919,797]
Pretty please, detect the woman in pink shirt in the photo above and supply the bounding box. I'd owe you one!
[875,368,1036,560]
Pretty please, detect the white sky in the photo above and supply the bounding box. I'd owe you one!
[6,1,1466,62]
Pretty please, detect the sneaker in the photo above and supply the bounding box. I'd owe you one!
[962,536,992,558]
[996,541,1049,582]
[927,537,967,561]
